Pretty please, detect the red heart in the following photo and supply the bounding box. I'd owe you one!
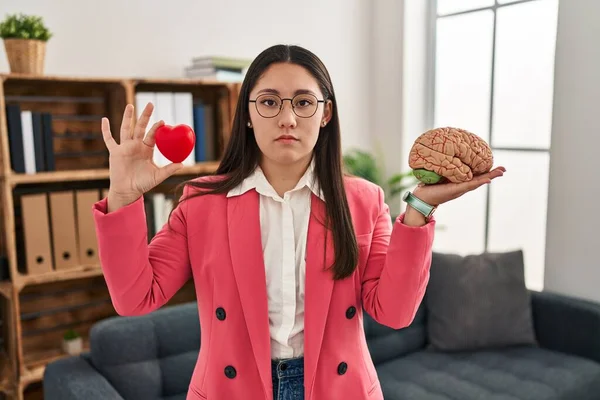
[154,124,196,163]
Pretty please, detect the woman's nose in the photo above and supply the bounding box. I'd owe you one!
[278,100,297,128]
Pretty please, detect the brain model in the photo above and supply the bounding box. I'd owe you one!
[408,127,493,184]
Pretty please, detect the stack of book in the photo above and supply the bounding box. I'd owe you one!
[183,56,251,82]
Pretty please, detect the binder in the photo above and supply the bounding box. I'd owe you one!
[20,194,53,274]
[31,112,46,172]
[75,190,101,265]
[20,110,36,174]
[6,104,25,173]
[42,112,55,171]
[49,191,79,270]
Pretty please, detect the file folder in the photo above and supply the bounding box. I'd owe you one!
[75,190,101,265]
[49,191,79,270]
[20,193,53,274]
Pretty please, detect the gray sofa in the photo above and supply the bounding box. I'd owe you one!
[44,288,600,399]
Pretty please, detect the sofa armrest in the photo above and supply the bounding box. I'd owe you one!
[531,290,600,363]
[44,354,124,400]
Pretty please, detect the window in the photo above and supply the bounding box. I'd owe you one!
[429,0,559,290]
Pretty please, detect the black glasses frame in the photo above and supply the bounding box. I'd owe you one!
[249,93,325,118]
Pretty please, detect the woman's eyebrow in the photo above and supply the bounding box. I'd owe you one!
[256,88,318,96]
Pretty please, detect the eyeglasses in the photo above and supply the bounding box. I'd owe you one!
[249,93,325,118]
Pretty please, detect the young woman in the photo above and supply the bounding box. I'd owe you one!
[94,44,505,400]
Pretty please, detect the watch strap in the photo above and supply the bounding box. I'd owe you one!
[403,191,435,218]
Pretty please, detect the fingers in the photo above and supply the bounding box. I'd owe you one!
[120,104,135,142]
[101,118,117,151]
[470,175,492,190]
[143,119,165,147]
[156,162,184,184]
[459,167,505,193]
[134,102,154,140]
[485,166,505,182]
[430,165,506,205]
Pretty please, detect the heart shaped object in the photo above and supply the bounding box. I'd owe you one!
[154,124,196,163]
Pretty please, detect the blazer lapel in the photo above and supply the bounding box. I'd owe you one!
[227,190,271,396]
[304,194,335,396]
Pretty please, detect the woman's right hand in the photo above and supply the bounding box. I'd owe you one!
[101,102,184,212]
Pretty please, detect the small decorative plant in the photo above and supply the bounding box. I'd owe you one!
[343,148,418,205]
[0,13,52,41]
[343,148,446,229]
[62,329,83,355]
[0,13,52,74]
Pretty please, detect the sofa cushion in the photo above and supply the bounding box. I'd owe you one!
[426,250,537,351]
[364,302,427,365]
[163,395,187,400]
[376,346,600,400]
[89,302,200,399]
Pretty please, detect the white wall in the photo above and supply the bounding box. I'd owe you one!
[0,0,372,151]
[400,0,431,162]
[370,0,406,216]
[400,0,431,215]
[544,0,600,303]
[370,0,431,217]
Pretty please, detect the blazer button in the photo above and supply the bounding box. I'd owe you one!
[346,306,356,319]
[337,362,348,375]
[224,365,237,379]
[216,307,226,321]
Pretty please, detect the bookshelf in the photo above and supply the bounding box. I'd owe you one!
[0,73,240,399]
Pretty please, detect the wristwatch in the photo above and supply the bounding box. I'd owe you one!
[402,191,436,221]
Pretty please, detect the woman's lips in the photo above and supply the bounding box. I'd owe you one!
[276,134,299,144]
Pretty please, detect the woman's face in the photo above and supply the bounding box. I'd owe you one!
[248,62,332,167]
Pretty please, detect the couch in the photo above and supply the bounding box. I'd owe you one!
[44,282,600,399]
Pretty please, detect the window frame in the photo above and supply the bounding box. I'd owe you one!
[426,0,554,251]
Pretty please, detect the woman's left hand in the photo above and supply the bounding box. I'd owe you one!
[412,166,506,206]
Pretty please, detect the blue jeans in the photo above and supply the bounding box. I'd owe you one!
[271,356,304,400]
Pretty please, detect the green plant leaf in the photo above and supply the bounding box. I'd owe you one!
[342,148,382,185]
[0,13,52,41]
[63,329,80,340]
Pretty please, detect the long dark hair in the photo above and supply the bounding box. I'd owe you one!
[176,44,358,280]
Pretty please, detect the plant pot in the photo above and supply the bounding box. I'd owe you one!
[3,38,46,75]
[62,337,82,355]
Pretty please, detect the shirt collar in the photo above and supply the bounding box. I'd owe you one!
[227,159,324,201]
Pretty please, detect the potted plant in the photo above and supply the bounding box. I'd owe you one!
[343,148,418,206]
[0,13,52,75]
[343,148,446,229]
[62,329,82,355]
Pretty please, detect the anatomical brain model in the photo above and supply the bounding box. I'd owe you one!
[408,127,494,184]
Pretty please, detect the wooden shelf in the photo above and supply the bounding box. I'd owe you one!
[17,346,83,393]
[14,265,103,291]
[0,349,15,394]
[0,281,13,299]
[133,77,235,87]
[1,73,234,87]
[0,73,124,84]
[20,366,45,388]
[23,336,90,374]
[0,74,239,400]
[7,168,110,185]
[5,161,220,186]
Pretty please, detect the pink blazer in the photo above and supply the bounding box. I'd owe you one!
[93,175,435,400]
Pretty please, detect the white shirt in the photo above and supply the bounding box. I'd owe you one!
[227,162,323,360]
